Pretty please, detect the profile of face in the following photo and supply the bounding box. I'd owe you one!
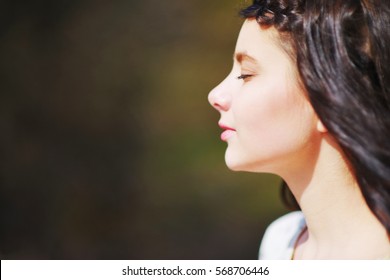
[208,20,322,176]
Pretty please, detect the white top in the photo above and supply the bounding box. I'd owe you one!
[259,211,306,260]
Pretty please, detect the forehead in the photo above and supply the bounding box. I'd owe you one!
[235,19,284,60]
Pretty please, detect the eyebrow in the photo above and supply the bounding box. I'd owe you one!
[234,52,259,65]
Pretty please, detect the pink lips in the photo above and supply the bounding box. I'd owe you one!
[219,123,236,142]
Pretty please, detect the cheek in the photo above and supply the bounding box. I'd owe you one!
[233,82,316,154]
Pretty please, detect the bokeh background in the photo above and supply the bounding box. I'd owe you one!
[0,0,288,259]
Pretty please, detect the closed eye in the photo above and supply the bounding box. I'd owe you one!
[237,74,253,80]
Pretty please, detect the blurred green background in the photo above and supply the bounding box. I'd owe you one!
[0,0,287,259]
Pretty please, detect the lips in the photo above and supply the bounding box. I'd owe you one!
[219,122,236,141]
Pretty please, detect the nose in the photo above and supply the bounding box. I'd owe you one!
[208,76,232,112]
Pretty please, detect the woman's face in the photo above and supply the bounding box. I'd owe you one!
[208,19,321,174]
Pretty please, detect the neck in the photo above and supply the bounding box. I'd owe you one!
[282,136,390,259]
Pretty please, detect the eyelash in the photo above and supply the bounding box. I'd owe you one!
[237,74,253,80]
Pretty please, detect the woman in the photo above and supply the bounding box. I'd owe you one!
[208,0,390,259]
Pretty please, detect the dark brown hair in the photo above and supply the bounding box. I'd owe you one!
[241,0,390,232]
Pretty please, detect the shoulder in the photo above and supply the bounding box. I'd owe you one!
[259,211,306,260]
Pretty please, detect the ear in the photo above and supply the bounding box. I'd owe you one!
[317,119,328,133]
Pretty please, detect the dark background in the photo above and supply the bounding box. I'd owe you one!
[0,0,287,259]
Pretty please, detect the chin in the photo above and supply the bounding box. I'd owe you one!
[225,161,264,173]
[226,163,243,172]
[224,151,277,173]
[225,155,243,171]
[224,153,254,172]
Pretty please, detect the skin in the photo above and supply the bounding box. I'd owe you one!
[208,19,390,259]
